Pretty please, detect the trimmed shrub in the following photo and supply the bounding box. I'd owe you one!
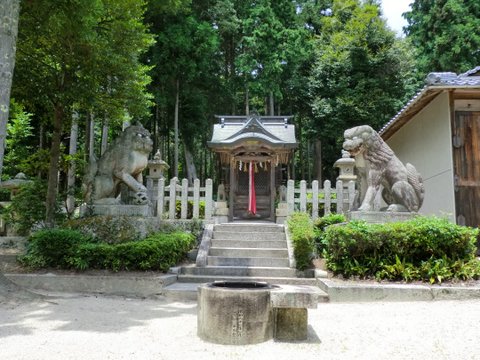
[64,216,142,244]
[20,228,196,272]
[286,212,315,271]
[322,216,480,283]
[20,229,91,268]
[69,232,195,272]
[313,213,346,253]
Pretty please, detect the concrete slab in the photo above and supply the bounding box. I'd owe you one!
[5,273,177,298]
[318,278,480,302]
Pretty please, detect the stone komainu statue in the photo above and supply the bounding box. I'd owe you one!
[343,125,424,212]
[83,125,153,205]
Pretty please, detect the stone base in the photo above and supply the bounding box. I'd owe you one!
[274,308,308,341]
[347,211,416,224]
[276,216,286,224]
[82,204,152,217]
[214,215,229,224]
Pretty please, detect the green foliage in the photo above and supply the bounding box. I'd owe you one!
[69,232,195,272]
[20,229,91,268]
[3,180,65,235]
[20,227,196,272]
[405,0,480,75]
[64,216,142,244]
[4,99,34,178]
[322,216,480,283]
[286,212,315,270]
[175,200,205,219]
[313,213,346,253]
[307,0,415,179]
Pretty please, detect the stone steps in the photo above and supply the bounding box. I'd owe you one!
[214,223,284,233]
[208,247,288,258]
[180,265,297,278]
[207,256,289,267]
[211,239,287,249]
[212,231,283,241]
[163,222,325,301]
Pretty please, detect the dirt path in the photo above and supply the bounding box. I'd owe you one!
[1,293,479,360]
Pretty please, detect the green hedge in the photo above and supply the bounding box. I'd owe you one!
[286,212,315,270]
[322,216,480,283]
[20,229,195,272]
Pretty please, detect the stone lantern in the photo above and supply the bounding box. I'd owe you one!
[146,150,170,215]
[334,150,357,184]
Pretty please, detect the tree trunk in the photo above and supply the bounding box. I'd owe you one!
[174,79,179,178]
[87,112,95,161]
[100,117,108,155]
[45,104,64,226]
[313,139,322,182]
[66,111,78,215]
[245,82,249,115]
[269,91,274,116]
[0,0,20,179]
[184,143,197,184]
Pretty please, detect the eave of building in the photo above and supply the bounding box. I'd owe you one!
[380,84,480,141]
[209,114,297,148]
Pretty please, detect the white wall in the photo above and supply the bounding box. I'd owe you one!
[386,91,456,220]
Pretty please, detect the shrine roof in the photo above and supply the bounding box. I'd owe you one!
[208,115,297,149]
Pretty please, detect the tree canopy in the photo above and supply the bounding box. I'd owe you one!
[3,0,475,226]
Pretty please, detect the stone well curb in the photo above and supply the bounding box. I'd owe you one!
[317,278,480,302]
[4,272,480,302]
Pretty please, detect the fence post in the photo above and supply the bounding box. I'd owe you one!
[193,179,200,219]
[287,180,295,215]
[348,180,356,212]
[157,178,165,218]
[205,178,213,220]
[312,180,319,220]
[169,177,177,220]
[300,180,307,212]
[324,180,331,216]
[181,178,188,219]
[336,180,344,214]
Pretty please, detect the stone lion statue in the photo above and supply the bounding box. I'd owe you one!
[343,125,424,212]
[83,124,153,205]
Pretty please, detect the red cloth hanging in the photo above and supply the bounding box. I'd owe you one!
[248,161,257,215]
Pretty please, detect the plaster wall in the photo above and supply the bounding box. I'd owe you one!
[386,91,455,221]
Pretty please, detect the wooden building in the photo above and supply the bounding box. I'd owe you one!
[380,67,480,227]
[208,114,297,221]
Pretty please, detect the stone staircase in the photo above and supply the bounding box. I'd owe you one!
[164,222,325,300]
[0,236,27,272]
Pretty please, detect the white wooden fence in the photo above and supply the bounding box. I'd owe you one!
[286,179,356,219]
[157,178,213,220]
[154,177,355,221]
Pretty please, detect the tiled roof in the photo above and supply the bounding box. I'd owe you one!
[380,67,480,139]
[209,115,297,147]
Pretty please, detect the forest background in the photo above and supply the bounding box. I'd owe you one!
[1,0,480,225]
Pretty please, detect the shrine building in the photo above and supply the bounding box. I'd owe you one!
[208,114,297,221]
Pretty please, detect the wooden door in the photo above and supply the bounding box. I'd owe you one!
[234,166,271,219]
[452,111,480,227]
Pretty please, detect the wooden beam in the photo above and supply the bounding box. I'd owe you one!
[229,158,234,221]
[270,163,275,221]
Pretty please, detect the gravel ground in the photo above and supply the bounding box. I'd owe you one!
[1,294,479,360]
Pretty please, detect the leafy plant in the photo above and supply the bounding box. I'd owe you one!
[286,212,315,271]
[3,180,65,235]
[20,226,196,273]
[322,216,480,283]
[20,228,91,268]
